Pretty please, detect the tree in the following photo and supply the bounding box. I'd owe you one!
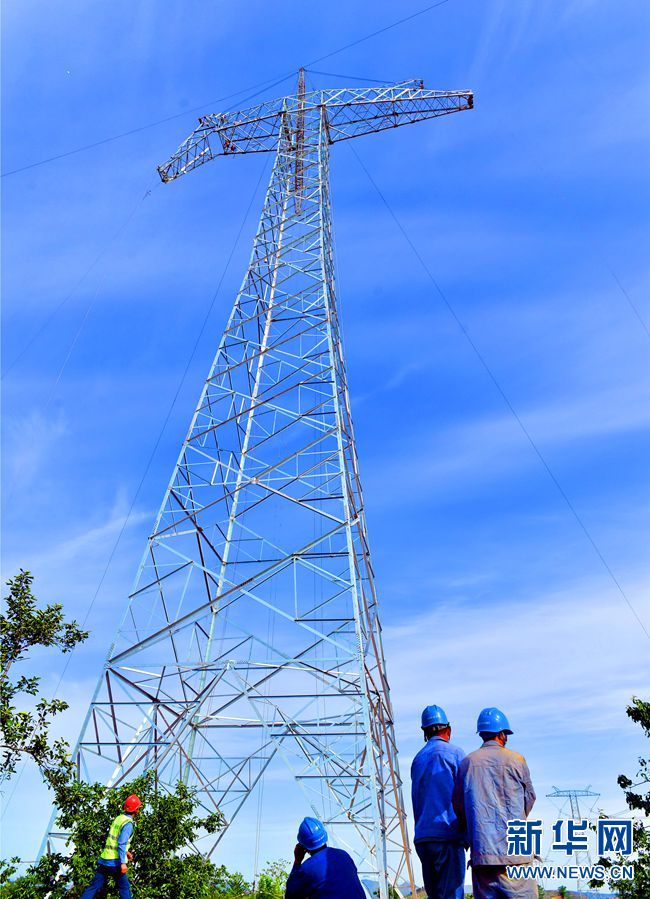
[0,575,260,898]
[209,865,253,898]
[589,696,650,898]
[0,769,235,898]
[0,571,88,782]
[254,860,290,898]
[372,885,401,898]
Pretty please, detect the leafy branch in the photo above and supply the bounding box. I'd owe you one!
[0,570,88,780]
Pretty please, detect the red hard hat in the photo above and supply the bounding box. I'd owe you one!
[123,794,142,813]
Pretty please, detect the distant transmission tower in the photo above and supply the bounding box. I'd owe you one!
[43,70,472,898]
[547,786,600,898]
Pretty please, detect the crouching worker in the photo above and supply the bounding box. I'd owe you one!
[80,793,142,899]
[285,817,367,898]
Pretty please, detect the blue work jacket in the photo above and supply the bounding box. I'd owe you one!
[411,736,465,843]
[284,846,367,899]
[452,740,536,865]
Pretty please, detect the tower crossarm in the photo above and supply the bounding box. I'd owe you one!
[157,79,473,182]
[318,81,473,143]
[157,97,287,182]
[547,787,600,799]
[45,66,475,899]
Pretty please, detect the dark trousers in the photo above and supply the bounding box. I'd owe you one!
[80,862,132,899]
[415,840,466,899]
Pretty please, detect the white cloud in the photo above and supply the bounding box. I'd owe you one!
[385,573,650,781]
[385,573,649,889]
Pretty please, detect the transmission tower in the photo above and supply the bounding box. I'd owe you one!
[547,786,600,824]
[546,786,600,898]
[43,71,472,898]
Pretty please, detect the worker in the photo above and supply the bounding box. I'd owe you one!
[410,704,466,899]
[285,816,367,899]
[452,708,537,899]
[80,793,142,899]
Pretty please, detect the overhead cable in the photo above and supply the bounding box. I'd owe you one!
[349,142,650,642]
[0,71,297,178]
[1,0,453,178]
[1,156,272,814]
[302,0,451,67]
[2,181,156,378]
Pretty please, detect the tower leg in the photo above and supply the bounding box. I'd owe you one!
[43,98,416,897]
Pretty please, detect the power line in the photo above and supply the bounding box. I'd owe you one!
[1,70,293,374]
[1,0,454,178]
[2,182,156,378]
[303,0,451,67]
[60,157,270,669]
[509,44,650,343]
[1,1,460,372]
[609,269,650,341]
[0,71,296,178]
[499,121,650,345]
[349,142,650,642]
[305,69,397,84]
[2,156,272,816]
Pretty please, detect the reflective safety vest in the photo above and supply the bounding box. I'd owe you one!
[100,813,133,861]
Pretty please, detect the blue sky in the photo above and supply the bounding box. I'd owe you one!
[2,0,649,890]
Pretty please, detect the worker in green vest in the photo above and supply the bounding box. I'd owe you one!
[80,793,142,899]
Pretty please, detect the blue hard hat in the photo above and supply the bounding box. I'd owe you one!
[421,705,450,729]
[476,707,513,735]
[297,816,328,851]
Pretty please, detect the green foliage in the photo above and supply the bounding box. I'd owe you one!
[0,767,246,898]
[0,570,88,781]
[0,574,268,898]
[619,697,650,816]
[208,865,252,897]
[0,851,293,898]
[54,770,227,897]
[589,696,650,898]
[557,887,568,898]
[0,854,67,898]
[372,886,400,898]
[254,859,289,898]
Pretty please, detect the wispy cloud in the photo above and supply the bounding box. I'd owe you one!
[386,575,649,732]
[2,409,68,489]
[1,489,152,637]
[26,491,149,571]
[466,0,540,87]
[385,574,650,847]
[364,377,650,506]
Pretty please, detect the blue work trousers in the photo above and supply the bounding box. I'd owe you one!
[415,840,466,899]
[471,865,537,899]
[80,862,132,899]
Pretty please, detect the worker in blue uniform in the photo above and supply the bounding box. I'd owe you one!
[284,817,367,899]
[452,708,537,899]
[410,704,466,899]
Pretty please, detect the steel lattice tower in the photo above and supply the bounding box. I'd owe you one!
[44,72,472,898]
[546,786,600,897]
[547,786,600,825]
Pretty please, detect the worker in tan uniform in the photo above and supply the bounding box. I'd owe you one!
[452,708,537,899]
